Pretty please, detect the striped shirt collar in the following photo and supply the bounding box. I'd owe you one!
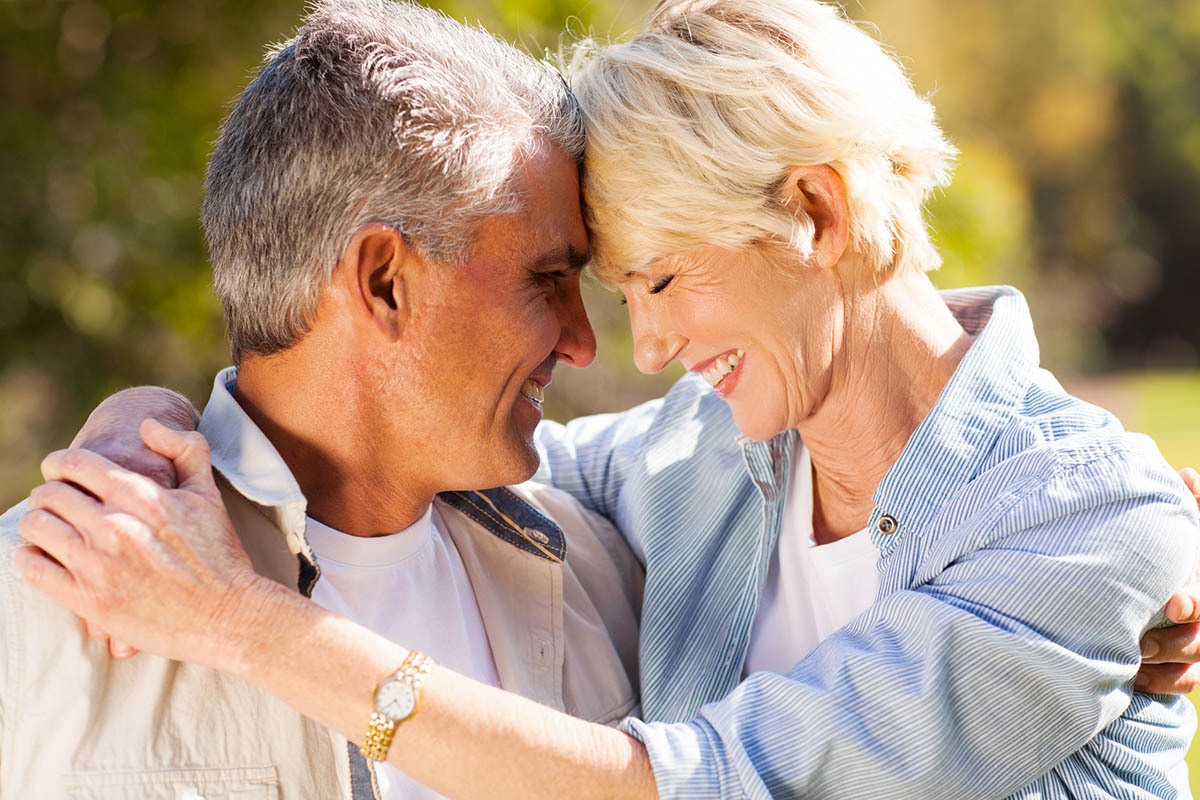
[732,287,1037,559]
[869,286,1037,557]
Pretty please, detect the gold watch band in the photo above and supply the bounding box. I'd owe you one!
[359,650,434,762]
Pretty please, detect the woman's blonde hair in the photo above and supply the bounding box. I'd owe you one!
[566,0,957,282]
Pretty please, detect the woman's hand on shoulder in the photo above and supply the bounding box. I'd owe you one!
[15,420,272,674]
[1135,467,1200,694]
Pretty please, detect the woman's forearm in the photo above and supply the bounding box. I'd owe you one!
[19,425,656,800]
[226,579,657,800]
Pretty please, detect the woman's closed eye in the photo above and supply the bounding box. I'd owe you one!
[618,273,675,305]
[649,275,674,294]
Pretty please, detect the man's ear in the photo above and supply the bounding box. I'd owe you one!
[776,164,850,271]
[339,223,412,341]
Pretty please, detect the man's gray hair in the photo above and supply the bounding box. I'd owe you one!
[202,0,584,362]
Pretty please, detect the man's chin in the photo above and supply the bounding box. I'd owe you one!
[470,441,541,491]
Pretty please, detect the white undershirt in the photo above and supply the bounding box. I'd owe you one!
[306,505,500,800]
[744,439,883,676]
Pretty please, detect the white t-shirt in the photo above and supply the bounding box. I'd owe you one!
[743,439,882,676]
[306,505,500,800]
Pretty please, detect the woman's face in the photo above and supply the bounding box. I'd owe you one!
[618,241,842,440]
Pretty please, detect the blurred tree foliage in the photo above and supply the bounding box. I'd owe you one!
[1,0,1198,506]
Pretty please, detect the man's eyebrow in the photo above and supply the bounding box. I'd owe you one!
[528,244,591,272]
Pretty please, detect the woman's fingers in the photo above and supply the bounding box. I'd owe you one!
[12,545,83,612]
[26,482,110,551]
[109,639,139,659]
[40,449,168,530]
[17,506,87,566]
[83,621,139,659]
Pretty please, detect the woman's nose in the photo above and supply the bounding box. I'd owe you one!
[629,300,683,375]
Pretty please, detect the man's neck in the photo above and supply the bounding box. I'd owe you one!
[235,352,433,536]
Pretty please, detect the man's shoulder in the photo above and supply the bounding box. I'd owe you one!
[538,373,736,453]
[508,481,633,556]
[510,480,621,542]
[1,498,98,639]
[0,498,29,547]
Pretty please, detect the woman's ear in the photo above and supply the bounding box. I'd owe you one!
[338,223,412,341]
[776,164,850,271]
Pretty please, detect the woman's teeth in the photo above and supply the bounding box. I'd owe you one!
[701,350,743,387]
[520,379,545,404]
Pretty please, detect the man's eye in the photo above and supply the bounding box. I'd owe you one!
[538,270,568,283]
[649,275,674,294]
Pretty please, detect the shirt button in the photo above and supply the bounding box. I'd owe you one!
[877,514,898,535]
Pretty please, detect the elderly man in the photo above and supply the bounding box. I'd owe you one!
[0,1,641,797]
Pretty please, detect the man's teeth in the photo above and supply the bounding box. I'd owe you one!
[702,350,744,387]
[520,379,545,404]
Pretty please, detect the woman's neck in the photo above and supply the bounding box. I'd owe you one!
[796,268,973,544]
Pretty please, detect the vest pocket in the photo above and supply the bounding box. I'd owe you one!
[64,765,280,799]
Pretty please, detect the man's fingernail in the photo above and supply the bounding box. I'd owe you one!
[1141,638,1160,659]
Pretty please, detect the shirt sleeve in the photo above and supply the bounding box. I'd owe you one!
[534,398,662,533]
[622,450,1200,799]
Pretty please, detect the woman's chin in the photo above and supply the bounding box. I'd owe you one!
[729,409,789,442]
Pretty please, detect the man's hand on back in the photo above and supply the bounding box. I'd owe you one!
[1136,468,1200,694]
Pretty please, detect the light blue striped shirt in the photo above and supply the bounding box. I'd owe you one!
[535,286,1200,798]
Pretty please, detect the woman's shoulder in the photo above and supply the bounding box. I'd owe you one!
[944,368,1198,558]
[987,367,1177,494]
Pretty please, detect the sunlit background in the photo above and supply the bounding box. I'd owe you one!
[2,0,1199,785]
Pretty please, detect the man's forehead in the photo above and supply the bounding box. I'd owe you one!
[467,211,589,269]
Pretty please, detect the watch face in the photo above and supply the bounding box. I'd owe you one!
[375,679,416,722]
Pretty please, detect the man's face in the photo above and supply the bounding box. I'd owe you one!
[392,143,595,492]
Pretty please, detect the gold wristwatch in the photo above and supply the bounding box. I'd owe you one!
[359,650,434,761]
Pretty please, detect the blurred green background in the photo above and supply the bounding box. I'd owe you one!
[2,0,1199,784]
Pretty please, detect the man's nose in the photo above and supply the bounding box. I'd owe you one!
[629,299,682,375]
[554,277,597,368]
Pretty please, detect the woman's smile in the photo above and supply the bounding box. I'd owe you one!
[693,348,746,396]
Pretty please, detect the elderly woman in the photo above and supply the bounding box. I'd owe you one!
[16,0,1200,798]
